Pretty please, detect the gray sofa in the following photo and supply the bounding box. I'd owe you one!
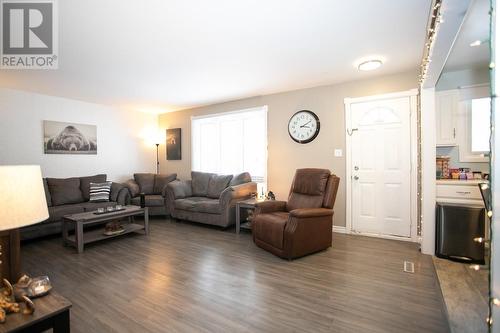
[21,174,130,240]
[124,173,177,216]
[166,171,257,228]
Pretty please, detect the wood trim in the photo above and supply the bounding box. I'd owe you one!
[332,226,347,234]
[344,89,419,104]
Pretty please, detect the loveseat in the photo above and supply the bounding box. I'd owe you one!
[124,173,177,216]
[21,174,130,240]
[166,171,256,228]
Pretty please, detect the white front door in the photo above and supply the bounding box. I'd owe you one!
[350,97,411,238]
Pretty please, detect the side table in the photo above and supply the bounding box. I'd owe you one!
[236,198,268,234]
[0,291,71,333]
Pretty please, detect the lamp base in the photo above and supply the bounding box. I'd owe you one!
[0,229,21,282]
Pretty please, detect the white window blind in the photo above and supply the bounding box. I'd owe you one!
[191,106,268,184]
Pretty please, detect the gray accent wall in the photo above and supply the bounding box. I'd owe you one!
[158,70,419,228]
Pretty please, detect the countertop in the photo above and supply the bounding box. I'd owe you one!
[436,179,488,185]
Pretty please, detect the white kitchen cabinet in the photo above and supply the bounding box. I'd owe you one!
[436,179,485,206]
[435,90,458,146]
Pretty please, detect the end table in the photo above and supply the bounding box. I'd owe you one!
[236,198,267,234]
[0,291,71,333]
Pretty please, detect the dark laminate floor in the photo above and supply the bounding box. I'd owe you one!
[21,218,449,333]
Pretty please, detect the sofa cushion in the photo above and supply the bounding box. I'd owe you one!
[131,194,164,207]
[134,173,155,194]
[46,178,84,206]
[174,197,221,214]
[80,174,107,201]
[207,174,233,199]
[48,204,85,222]
[43,178,52,207]
[89,181,112,202]
[153,174,177,194]
[167,180,192,199]
[230,172,252,186]
[191,171,215,197]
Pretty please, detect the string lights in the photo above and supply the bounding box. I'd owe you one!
[418,0,443,86]
[416,0,443,242]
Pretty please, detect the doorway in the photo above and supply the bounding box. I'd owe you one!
[345,90,418,241]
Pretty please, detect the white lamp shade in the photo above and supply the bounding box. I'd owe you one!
[0,165,49,231]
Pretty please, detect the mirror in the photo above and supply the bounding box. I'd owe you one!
[433,0,492,332]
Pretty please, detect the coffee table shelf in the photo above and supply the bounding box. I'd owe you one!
[62,206,148,253]
[65,222,145,244]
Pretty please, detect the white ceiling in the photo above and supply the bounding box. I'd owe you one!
[0,0,431,113]
[443,0,490,72]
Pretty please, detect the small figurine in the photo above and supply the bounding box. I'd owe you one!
[267,191,276,200]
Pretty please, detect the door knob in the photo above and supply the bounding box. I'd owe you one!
[353,175,359,180]
[354,166,359,171]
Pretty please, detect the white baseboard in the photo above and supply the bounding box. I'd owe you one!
[332,226,347,234]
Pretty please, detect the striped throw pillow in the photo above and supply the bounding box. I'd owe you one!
[89,182,112,202]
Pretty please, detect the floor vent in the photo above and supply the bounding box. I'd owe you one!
[403,261,415,273]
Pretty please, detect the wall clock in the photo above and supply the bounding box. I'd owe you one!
[288,110,320,144]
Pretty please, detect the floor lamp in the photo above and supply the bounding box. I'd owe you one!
[0,166,48,282]
[155,143,160,174]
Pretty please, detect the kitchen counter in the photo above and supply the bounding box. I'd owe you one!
[436,179,486,205]
[436,179,488,185]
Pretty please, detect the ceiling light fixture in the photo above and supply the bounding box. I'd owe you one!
[357,59,383,71]
[470,40,483,47]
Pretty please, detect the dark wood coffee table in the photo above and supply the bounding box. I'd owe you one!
[0,291,71,333]
[62,206,149,253]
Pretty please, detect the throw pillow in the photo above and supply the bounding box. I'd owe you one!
[134,173,155,194]
[80,174,107,201]
[89,182,112,202]
[207,174,233,199]
[191,171,215,197]
[153,173,177,194]
[46,177,84,206]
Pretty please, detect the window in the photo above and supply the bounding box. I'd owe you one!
[191,106,268,185]
[458,93,491,163]
[470,97,491,153]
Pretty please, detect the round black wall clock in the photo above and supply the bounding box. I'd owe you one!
[288,110,320,144]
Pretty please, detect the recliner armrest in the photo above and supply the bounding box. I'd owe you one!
[255,200,287,214]
[289,208,333,218]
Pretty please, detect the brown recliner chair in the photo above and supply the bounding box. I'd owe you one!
[253,168,340,260]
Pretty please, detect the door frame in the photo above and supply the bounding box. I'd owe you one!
[344,89,419,242]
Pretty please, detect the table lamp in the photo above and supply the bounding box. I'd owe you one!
[0,166,48,282]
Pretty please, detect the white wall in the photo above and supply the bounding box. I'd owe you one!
[0,88,158,181]
[421,88,437,255]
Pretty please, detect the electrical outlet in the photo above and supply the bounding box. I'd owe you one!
[334,149,342,157]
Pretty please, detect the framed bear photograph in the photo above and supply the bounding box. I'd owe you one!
[44,120,97,154]
[166,128,181,160]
